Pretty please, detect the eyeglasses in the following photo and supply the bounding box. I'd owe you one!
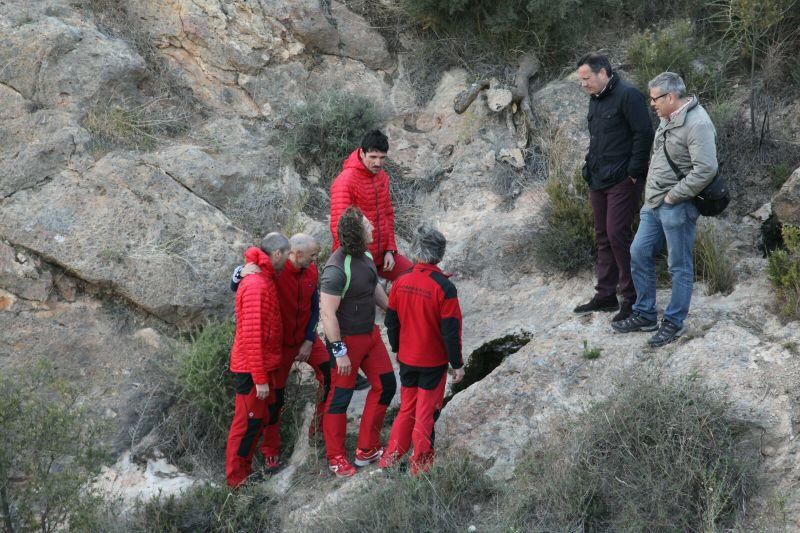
[650,93,669,103]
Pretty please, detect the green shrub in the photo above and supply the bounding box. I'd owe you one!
[694,224,737,295]
[767,224,800,318]
[125,483,281,532]
[582,340,602,359]
[0,363,108,532]
[530,171,595,274]
[401,0,712,72]
[281,90,385,188]
[317,456,496,532]
[503,373,756,531]
[157,319,235,473]
[768,162,792,189]
[626,20,729,99]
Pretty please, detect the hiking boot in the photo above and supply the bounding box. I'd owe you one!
[573,295,619,315]
[611,312,659,333]
[647,320,686,348]
[328,455,357,477]
[354,372,371,391]
[354,447,384,467]
[263,455,280,474]
[611,299,633,323]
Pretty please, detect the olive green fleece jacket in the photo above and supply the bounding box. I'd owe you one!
[645,97,718,208]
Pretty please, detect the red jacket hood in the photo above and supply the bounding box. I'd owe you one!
[244,247,276,277]
[342,149,387,181]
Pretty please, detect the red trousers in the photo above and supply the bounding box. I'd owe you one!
[375,252,413,282]
[225,371,276,488]
[384,363,448,475]
[260,338,331,456]
[323,326,396,458]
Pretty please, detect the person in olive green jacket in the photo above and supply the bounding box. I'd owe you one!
[613,71,718,347]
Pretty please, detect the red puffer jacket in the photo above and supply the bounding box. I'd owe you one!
[276,260,318,347]
[329,149,397,259]
[229,247,282,384]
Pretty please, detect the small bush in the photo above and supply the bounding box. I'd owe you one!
[695,224,737,295]
[125,483,281,532]
[385,158,432,241]
[317,456,497,532]
[768,162,792,189]
[582,340,602,359]
[0,363,108,532]
[529,171,595,274]
[280,90,385,188]
[767,224,800,318]
[83,96,189,153]
[503,373,756,531]
[626,20,729,99]
[156,320,235,473]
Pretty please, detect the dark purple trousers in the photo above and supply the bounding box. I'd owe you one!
[589,177,644,303]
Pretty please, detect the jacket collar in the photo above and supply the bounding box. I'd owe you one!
[591,72,618,100]
[413,262,450,277]
[664,95,698,130]
[244,246,276,278]
[284,258,302,275]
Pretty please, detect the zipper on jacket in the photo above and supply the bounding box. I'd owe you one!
[371,175,381,257]
[295,270,302,343]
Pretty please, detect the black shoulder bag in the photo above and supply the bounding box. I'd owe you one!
[662,132,730,217]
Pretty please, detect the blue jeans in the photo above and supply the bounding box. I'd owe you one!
[630,201,699,328]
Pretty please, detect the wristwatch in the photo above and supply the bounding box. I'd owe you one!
[330,341,348,358]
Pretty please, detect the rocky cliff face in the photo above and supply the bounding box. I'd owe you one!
[1,0,799,527]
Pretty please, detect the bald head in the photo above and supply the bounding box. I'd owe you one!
[288,233,320,269]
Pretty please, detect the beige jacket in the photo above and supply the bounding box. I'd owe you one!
[644,97,718,208]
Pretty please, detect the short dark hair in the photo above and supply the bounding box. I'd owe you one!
[260,232,290,254]
[577,52,613,77]
[337,206,369,256]
[360,130,389,153]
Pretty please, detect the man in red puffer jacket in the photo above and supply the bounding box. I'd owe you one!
[231,234,332,471]
[329,130,413,281]
[225,233,289,488]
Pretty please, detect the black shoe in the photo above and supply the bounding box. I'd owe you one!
[611,300,633,323]
[573,295,619,314]
[354,372,371,391]
[647,320,685,347]
[611,312,659,333]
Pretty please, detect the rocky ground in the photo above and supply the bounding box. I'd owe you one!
[1,0,799,528]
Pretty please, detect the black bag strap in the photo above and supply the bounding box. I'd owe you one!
[662,130,686,180]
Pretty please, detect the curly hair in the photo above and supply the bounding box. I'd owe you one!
[338,206,368,256]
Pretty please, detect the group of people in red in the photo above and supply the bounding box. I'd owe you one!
[225,130,465,487]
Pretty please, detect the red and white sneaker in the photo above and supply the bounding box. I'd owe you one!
[354,447,384,467]
[328,455,357,477]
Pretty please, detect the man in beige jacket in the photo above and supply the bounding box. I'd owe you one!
[612,72,718,347]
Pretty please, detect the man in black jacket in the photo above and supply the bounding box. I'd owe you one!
[574,52,654,323]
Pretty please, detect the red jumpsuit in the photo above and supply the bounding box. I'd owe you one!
[381,263,463,475]
[259,260,330,457]
[225,247,282,487]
